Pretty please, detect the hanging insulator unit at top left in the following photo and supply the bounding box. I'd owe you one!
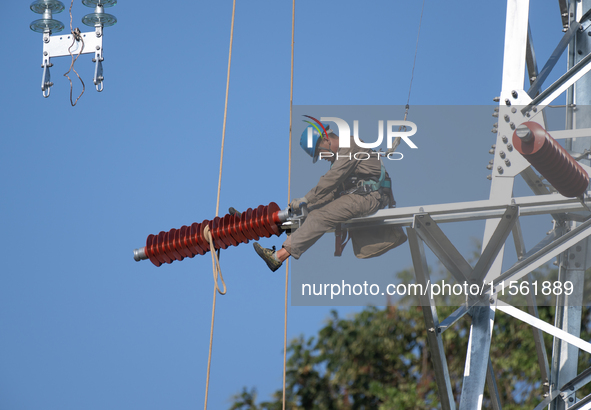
[133,202,290,267]
[29,0,117,97]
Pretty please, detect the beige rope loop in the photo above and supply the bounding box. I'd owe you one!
[203,225,227,295]
[204,2,236,408]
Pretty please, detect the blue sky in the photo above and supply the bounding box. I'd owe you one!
[1,1,569,408]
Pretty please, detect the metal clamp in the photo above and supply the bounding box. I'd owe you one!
[41,58,53,98]
[93,56,104,91]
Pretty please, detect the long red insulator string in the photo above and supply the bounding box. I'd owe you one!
[144,202,283,267]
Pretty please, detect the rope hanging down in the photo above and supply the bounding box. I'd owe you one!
[63,0,85,106]
[283,2,296,408]
[203,1,236,409]
[389,0,425,154]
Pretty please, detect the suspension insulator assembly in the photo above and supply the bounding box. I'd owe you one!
[512,122,589,198]
[133,202,289,267]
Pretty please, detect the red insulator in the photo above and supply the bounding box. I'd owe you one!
[512,122,590,198]
[142,202,285,267]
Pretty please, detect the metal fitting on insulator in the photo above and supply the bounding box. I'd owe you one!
[513,122,590,197]
[133,202,288,267]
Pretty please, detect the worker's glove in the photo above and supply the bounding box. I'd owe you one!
[290,196,308,211]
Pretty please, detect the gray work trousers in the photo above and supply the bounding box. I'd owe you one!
[282,191,382,259]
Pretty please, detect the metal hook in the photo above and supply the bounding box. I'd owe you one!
[93,57,104,92]
[41,59,53,98]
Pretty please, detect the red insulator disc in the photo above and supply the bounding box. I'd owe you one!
[166,229,183,261]
[243,208,259,241]
[156,231,172,264]
[266,202,281,236]
[163,231,179,262]
[178,226,195,258]
[221,214,238,247]
[187,222,205,255]
[259,205,273,238]
[146,234,162,267]
[226,214,242,245]
[235,211,249,243]
[172,228,188,260]
[197,220,211,252]
[253,205,267,238]
[210,217,227,250]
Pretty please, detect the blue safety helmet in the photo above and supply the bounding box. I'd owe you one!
[300,123,330,163]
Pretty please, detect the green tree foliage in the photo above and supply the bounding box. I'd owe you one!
[230,266,591,409]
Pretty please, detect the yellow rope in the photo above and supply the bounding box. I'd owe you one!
[204,1,236,408]
[283,1,296,408]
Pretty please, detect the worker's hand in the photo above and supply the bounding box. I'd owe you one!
[290,197,308,211]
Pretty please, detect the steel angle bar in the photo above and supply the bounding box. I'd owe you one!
[473,206,519,283]
[413,214,471,284]
[533,392,559,410]
[497,303,591,354]
[513,220,551,383]
[526,23,540,88]
[500,0,530,91]
[512,218,527,260]
[486,357,502,410]
[562,366,591,397]
[522,51,591,114]
[407,228,456,410]
[549,128,591,140]
[439,305,469,333]
[527,21,580,97]
[559,0,569,30]
[570,394,591,410]
[526,272,551,386]
[537,368,591,410]
[458,305,496,410]
[490,219,591,293]
[347,194,586,227]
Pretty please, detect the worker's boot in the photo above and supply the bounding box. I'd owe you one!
[229,207,242,218]
[253,243,282,272]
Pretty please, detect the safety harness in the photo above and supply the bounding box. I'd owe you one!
[342,163,390,195]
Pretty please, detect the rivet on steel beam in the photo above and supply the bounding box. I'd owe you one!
[507,143,513,151]
[511,107,517,113]
[505,99,511,106]
[504,114,510,122]
[487,175,492,180]
[497,166,504,174]
[510,122,516,130]
[499,151,506,159]
[493,96,500,102]
[505,159,511,166]
[487,164,493,170]
[502,135,508,143]
[511,90,518,98]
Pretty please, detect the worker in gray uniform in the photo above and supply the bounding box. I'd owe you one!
[253,123,397,272]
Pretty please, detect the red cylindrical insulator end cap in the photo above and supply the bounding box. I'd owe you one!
[512,122,590,197]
